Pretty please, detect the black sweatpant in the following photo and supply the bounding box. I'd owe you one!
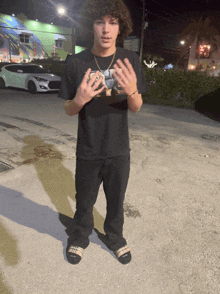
[68,154,130,251]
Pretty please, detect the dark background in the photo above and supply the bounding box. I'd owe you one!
[1,0,220,63]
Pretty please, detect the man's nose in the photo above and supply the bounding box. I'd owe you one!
[103,24,110,32]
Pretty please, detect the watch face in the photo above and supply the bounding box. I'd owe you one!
[0,35,4,49]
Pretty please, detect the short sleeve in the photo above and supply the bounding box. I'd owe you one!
[132,52,149,94]
[60,58,77,101]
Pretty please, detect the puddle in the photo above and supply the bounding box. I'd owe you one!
[34,146,63,159]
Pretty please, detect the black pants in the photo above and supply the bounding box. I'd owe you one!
[68,154,130,251]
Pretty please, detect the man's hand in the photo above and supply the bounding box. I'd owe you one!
[112,58,138,96]
[75,68,107,106]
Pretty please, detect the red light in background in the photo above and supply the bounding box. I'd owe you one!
[199,44,211,57]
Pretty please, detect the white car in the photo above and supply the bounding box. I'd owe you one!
[0,64,61,94]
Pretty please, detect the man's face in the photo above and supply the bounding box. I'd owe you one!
[93,15,120,50]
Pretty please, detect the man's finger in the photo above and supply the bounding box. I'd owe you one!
[113,71,126,88]
[93,76,105,90]
[95,84,107,96]
[82,68,92,83]
[115,59,129,73]
[124,58,135,75]
[88,71,102,87]
[114,60,131,79]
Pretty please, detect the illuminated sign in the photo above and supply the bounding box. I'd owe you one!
[199,44,211,57]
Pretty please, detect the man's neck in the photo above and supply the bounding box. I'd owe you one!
[92,45,116,57]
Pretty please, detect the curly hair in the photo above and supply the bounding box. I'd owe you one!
[78,0,133,48]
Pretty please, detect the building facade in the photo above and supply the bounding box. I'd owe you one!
[188,36,220,76]
[0,13,86,63]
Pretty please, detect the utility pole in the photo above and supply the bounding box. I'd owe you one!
[9,39,12,63]
[71,25,76,55]
[140,0,147,63]
[57,7,76,55]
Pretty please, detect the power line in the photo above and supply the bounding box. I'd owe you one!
[147,28,178,37]
[147,10,182,25]
[143,43,180,53]
[149,0,181,17]
[146,45,180,52]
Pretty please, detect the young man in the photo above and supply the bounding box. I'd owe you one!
[62,0,148,265]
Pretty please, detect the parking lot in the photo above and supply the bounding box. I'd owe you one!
[0,88,220,294]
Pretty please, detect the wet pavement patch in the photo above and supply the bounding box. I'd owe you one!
[123,203,141,218]
[11,117,53,129]
[0,161,14,173]
[129,134,147,141]
[1,115,77,143]
[201,134,220,141]
[34,146,63,159]
[0,122,18,129]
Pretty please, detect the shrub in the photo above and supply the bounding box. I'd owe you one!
[29,59,65,77]
[143,68,220,108]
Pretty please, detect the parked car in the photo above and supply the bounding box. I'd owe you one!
[0,64,61,94]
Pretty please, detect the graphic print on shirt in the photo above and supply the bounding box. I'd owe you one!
[87,69,125,97]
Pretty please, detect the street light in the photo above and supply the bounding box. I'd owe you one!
[57,6,76,55]
[58,7,65,15]
[180,40,185,45]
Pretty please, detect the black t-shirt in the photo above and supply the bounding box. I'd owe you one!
[61,47,148,160]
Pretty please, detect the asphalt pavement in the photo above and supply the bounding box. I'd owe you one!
[0,88,220,294]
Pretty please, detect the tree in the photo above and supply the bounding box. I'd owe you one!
[16,13,29,22]
[142,52,165,68]
[178,16,220,69]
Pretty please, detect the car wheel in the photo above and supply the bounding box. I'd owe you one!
[28,81,37,94]
[0,78,6,89]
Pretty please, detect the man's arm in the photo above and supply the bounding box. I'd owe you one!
[127,92,143,113]
[64,96,85,116]
[112,58,144,114]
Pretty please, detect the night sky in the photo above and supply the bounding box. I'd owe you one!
[1,0,220,62]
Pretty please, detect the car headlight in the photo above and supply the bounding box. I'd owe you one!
[33,76,48,82]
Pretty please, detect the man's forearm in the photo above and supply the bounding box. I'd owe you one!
[64,96,85,116]
[127,92,143,113]
[65,91,143,115]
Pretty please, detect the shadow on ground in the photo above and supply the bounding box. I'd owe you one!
[20,135,105,235]
[0,135,115,274]
[194,87,220,123]
[0,219,19,294]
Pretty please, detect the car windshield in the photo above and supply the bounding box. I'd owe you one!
[21,65,50,74]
